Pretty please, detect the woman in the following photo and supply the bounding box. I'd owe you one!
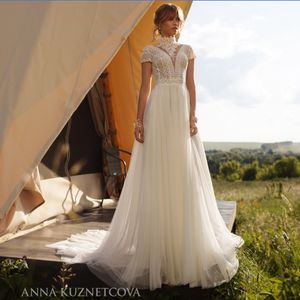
[47,3,244,291]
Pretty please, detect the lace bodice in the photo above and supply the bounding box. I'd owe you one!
[140,36,196,85]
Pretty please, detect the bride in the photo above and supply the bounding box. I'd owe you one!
[47,3,244,291]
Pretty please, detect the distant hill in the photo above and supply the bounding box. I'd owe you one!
[203,141,300,153]
[261,141,300,153]
[203,142,262,151]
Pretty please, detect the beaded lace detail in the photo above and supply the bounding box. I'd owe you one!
[140,36,196,85]
[157,35,178,59]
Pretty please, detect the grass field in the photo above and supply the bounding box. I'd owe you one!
[212,178,300,299]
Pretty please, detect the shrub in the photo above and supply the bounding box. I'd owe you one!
[242,161,259,181]
[219,160,241,181]
[274,156,300,178]
[257,164,277,180]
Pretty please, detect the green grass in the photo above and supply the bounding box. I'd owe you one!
[212,178,300,299]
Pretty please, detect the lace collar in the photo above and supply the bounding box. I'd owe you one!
[157,35,179,58]
[158,35,177,46]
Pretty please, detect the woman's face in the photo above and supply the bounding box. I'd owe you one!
[159,14,180,37]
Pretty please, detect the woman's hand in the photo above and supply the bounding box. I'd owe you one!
[134,126,144,143]
[134,119,144,143]
[189,116,198,136]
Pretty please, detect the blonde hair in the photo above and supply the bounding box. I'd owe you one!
[152,3,185,42]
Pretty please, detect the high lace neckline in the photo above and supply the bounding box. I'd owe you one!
[157,35,179,59]
[158,35,177,46]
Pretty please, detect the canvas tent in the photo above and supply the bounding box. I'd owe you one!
[0,1,193,238]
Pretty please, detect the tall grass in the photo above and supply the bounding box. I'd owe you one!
[212,178,300,299]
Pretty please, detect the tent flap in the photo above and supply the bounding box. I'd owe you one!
[0,1,152,218]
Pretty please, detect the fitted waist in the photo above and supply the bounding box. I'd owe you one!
[153,82,187,92]
[156,79,186,85]
[154,73,185,85]
[156,83,186,88]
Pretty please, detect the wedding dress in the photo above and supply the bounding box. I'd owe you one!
[47,35,244,291]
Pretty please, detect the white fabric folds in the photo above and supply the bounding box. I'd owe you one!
[47,39,244,290]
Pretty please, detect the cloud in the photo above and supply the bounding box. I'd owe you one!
[183,17,300,107]
[184,19,263,59]
[197,100,300,143]
[182,19,268,107]
[180,3,300,142]
[198,50,267,107]
[196,84,214,103]
[251,15,266,22]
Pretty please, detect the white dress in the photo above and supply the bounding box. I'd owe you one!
[47,35,244,291]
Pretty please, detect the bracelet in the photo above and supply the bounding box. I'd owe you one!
[134,118,143,128]
[190,116,198,123]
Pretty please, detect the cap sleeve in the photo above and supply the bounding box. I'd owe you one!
[187,45,196,60]
[140,45,152,63]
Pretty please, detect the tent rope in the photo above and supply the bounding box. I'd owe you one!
[61,119,77,214]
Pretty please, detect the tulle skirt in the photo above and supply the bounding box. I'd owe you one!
[47,82,244,291]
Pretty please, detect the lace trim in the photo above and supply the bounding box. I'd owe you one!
[140,45,152,63]
[157,35,178,59]
[154,44,184,70]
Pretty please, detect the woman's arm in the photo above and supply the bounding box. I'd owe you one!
[137,62,152,121]
[134,61,152,143]
[186,58,198,136]
[186,58,196,119]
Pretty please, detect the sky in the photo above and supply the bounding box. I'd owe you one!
[180,1,300,143]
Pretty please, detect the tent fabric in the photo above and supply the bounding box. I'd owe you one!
[19,166,45,214]
[87,84,109,139]
[0,1,153,219]
[0,166,44,235]
[0,171,106,240]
